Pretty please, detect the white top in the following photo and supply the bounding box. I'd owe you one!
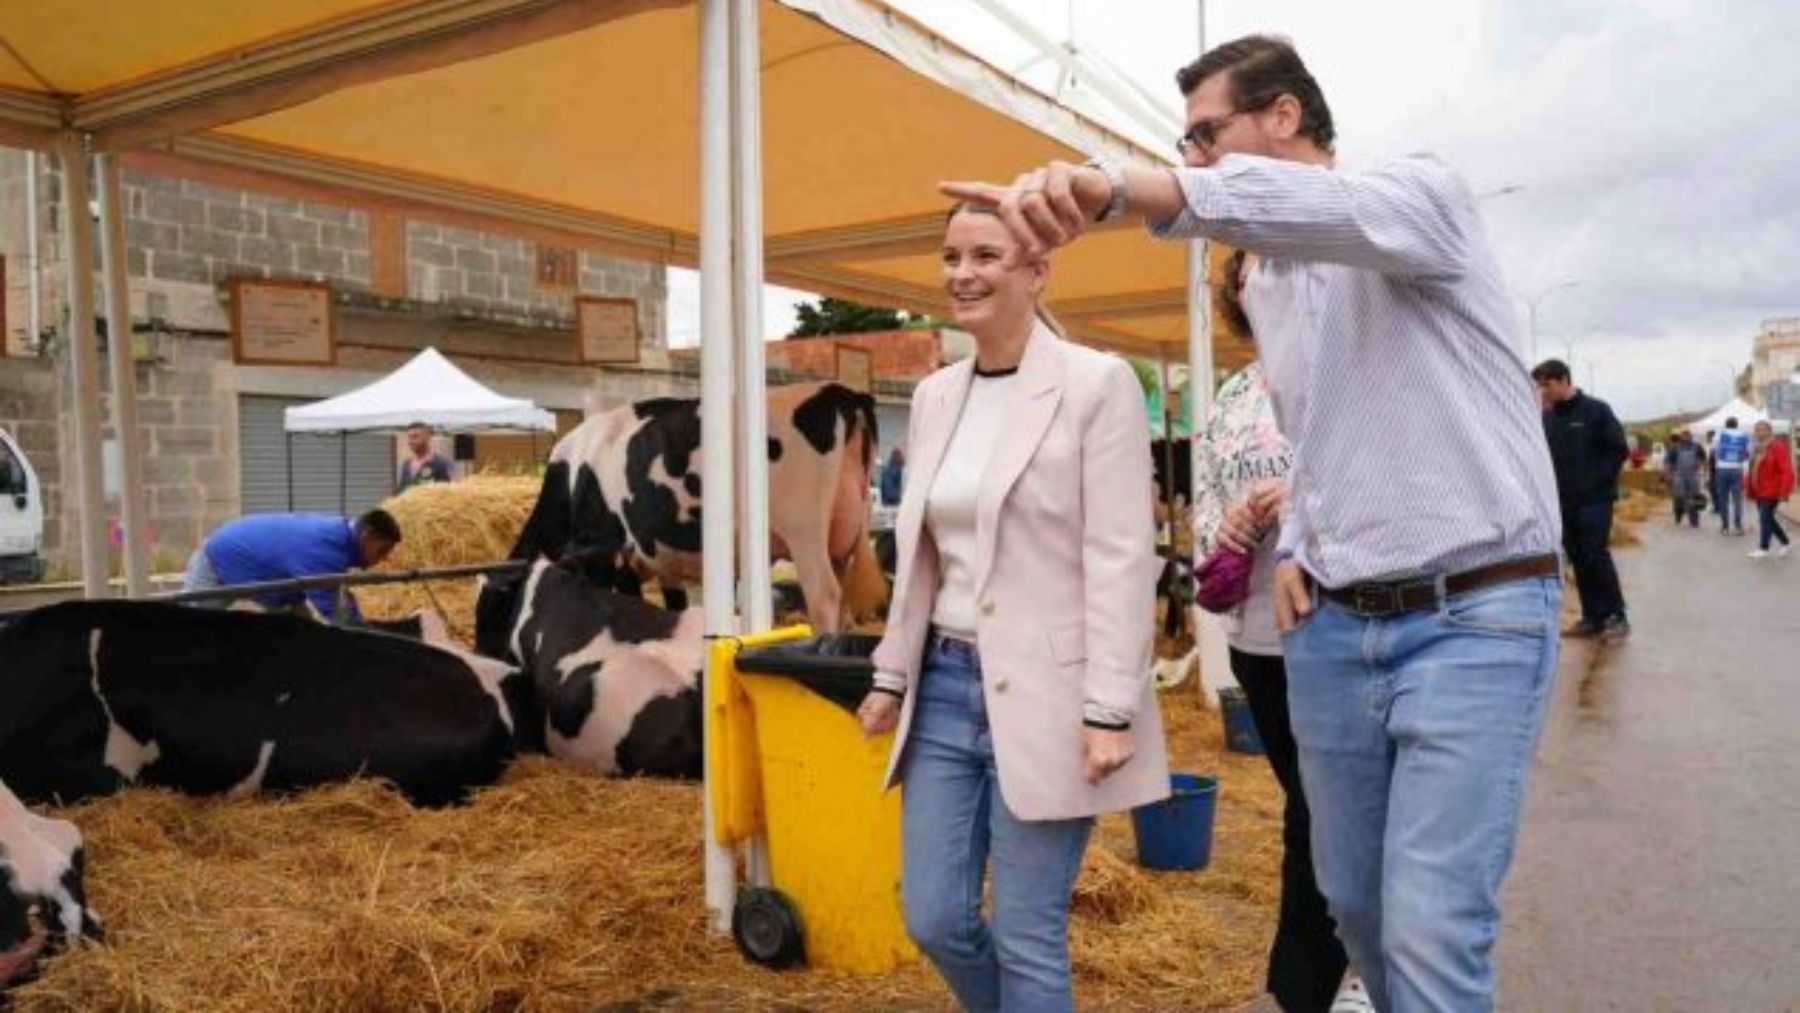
[927,370,1019,638]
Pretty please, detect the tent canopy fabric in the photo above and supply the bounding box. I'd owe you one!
[283,347,555,434]
[1684,397,1768,441]
[0,0,1250,370]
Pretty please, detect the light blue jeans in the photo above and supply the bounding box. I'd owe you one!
[900,635,1093,1012]
[1283,575,1560,1013]
[181,548,227,607]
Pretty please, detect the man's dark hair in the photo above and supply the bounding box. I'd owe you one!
[1725,417,1739,428]
[356,508,402,545]
[1176,35,1336,153]
[1531,359,1572,383]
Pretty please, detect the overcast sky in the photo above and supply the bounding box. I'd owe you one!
[670,0,1799,420]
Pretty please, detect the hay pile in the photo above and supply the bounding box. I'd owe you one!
[356,476,541,644]
[19,693,1285,1012]
[1611,489,1654,547]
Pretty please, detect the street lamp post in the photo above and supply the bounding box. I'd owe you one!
[1518,280,1580,365]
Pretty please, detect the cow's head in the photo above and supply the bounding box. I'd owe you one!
[1,781,102,989]
[474,566,531,662]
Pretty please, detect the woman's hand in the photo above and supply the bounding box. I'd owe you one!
[1218,480,1288,553]
[1083,727,1135,785]
[1216,500,1260,553]
[858,691,902,738]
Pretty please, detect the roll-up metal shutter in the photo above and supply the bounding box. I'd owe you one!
[239,396,395,515]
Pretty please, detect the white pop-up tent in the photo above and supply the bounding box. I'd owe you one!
[284,347,556,435]
[1685,397,1774,441]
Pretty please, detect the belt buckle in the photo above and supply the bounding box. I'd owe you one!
[1352,584,1401,617]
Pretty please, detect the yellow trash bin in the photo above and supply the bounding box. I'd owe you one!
[707,626,917,974]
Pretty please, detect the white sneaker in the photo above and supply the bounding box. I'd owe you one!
[1332,976,1376,1013]
[1748,549,1770,559]
[1778,545,1793,558]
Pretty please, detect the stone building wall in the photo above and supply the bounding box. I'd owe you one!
[1,147,675,578]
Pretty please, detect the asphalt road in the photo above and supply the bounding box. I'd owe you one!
[1497,519,1800,1012]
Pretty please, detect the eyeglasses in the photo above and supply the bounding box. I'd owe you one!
[1176,96,1280,157]
[1177,113,1246,156]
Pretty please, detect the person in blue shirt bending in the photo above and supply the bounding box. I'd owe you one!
[182,509,402,622]
[1714,418,1752,536]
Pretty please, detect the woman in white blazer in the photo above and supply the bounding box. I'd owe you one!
[857,203,1168,1011]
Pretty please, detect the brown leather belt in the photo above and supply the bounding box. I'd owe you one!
[1316,553,1561,618]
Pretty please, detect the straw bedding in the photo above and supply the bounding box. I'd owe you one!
[354,475,543,645]
[19,476,1286,1010]
[17,693,1283,1011]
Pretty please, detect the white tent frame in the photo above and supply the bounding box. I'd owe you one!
[18,0,1225,938]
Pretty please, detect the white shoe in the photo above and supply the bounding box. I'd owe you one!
[1332,976,1376,1013]
[1748,549,1770,559]
[1778,545,1792,558]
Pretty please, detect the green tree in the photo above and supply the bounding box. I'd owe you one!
[788,297,906,338]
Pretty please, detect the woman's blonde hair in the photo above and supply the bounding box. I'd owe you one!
[945,202,1065,337]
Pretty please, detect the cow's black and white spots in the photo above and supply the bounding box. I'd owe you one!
[493,382,882,636]
[482,559,705,779]
[1,781,100,987]
[0,602,530,807]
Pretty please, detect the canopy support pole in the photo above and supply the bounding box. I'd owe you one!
[57,133,111,599]
[731,0,774,893]
[1188,2,1230,705]
[698,0,739,937]
[97,152,151,596]
[733,0,772,636]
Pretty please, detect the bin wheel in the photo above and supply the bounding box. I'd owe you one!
[732,887,804,969]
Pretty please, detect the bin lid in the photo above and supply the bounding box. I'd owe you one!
[735,634,881,715]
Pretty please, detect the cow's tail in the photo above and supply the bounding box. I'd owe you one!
[844,389,878,473]
[841,528,889,625]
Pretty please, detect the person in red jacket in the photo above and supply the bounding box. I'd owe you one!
[1746,421,1795,558]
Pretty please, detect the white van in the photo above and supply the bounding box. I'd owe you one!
[0,427,46,584]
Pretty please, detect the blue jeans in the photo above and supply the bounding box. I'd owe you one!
[181,548,227,607]
[1717,469,1745,530]
[1283,575,1560,1013]
[900,636,1093,1012]
[1756,499,1790,550]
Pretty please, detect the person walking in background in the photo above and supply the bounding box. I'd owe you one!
[856,202,1167,1012]
[1195,249,1364,1013]
[1663,431,1707,528]
[1705,431,1723,524]
[396,422,454,493]
[1533,359,1630,638]
[1745,420,1794,559]
[879,445,907,506]
[1714,418,1751,535]
[941,34,1565,1011]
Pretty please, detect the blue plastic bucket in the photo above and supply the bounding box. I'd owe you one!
[1218,687,1265,755]
[1131,773,1219,871]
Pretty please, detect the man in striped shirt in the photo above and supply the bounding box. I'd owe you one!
[947,35,1561,1013]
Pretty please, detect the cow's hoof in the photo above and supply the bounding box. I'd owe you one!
[732,887,804,969]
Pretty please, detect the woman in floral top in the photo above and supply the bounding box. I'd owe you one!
[1195,250,1363,1012]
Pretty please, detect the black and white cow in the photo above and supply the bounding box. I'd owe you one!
[0,601,535,808]
[478,558,705,779]
[498,382,883,633]
[1,780,101,988]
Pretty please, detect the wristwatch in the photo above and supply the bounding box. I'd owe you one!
[1082,157,1129,223]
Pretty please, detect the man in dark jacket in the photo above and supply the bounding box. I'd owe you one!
[1534,359,1630,637]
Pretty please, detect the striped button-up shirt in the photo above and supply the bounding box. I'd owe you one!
[1152,152,1560,588]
